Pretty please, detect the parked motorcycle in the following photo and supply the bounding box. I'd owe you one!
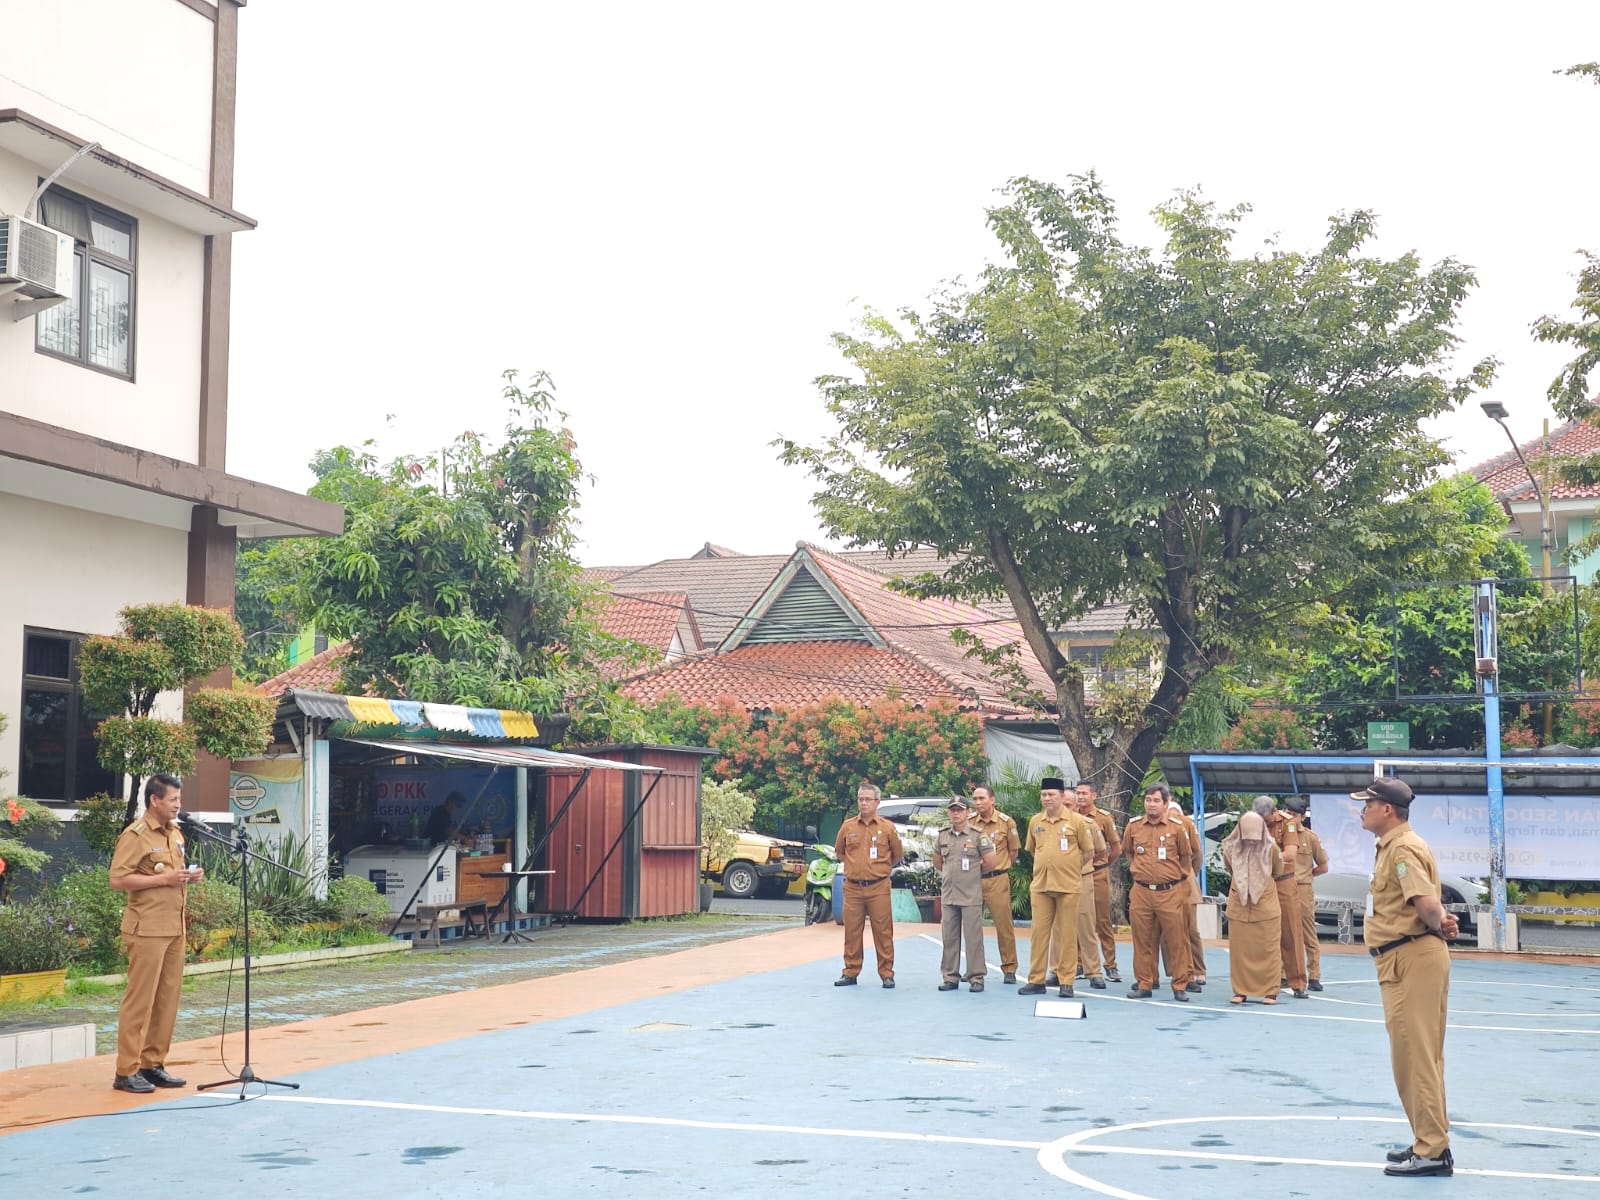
[803,844,838,926]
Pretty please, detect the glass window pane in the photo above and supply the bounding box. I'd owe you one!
[75,698,117,800]
[90,213,131,260]
[38,191,92,242]
[35,251,82,358]
[87,261,131,373]
[23,633,72,679]
[20,688,69,800]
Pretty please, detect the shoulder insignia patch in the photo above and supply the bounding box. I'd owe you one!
[1396,860,1408,879]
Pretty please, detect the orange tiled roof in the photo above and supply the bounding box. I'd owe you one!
[595,591,695,652]
[1470,419,1600,502]
[255,642,350,695]
[621,641,988,711]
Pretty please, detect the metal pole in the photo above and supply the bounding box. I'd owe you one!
[1477,580,1508,951]
[1542,418,1555,744]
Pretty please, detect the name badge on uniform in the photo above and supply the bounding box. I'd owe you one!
[1158,845,1167,860]
[1366,892,1375,917]
[869,843,878,861]
[1059,836,1069,852]
[961,856,970,872]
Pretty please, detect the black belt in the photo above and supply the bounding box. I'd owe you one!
[1137,880,1181,892]
[1092,864,1109,872]
[846,877,886,887]
[1273,872,1294,881]
[1369,931,1442,957]
[981,869,1008,879]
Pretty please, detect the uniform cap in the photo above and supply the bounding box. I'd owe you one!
[948,796,971,810]
[1349,776,1413,809]
[1040,776,1066,792]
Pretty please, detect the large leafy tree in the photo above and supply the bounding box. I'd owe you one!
[249,372,650,741]
[780,175,1492,809]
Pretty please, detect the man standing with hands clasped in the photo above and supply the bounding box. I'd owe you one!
[933,796,996,992]
[109,774,203,1093]
[1019,777,1096,998]
[1355,775,1457,1178]
[1120,784,1195,1001]
[971,785,1022,984]
[833,781,905,988]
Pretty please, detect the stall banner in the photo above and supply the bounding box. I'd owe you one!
[1312,791,1600,880]
[371,767,517,839]
[229,757,305,848]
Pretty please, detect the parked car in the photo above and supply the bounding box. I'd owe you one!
[875,797,950,863]
[703,830,805,899]
[1314,871,1486,936]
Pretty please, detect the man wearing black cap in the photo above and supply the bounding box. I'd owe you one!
[1020,777,1097,998]
[1354,775,1457,1178]
[933,796,996,992]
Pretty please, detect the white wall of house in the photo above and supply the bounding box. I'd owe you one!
[0,0,216,193]
[0,150,205,463]
[0,493,189,793]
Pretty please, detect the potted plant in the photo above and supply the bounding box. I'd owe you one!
[896,862,943,922]
[0,887,77,1001]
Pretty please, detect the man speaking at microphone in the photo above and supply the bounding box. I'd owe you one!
[109,774,204,1093]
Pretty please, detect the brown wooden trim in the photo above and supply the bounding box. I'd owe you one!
[0,411,346,536]
[172,0,218,20]
[0,109,256,231]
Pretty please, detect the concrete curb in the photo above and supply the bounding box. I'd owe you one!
[79,939,411,988]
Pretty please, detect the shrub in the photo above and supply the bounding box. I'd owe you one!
[0,889,78,974]
[56,868,126,971]
[0,793,63,900]
[700,779,755,865]
[325,875,388,928]
[76,792,129,857]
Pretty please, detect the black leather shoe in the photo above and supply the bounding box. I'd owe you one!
[938,981,959,991]
[113,1074,155,1094]
[882,976,895,989]
[1385,1147,1414,1164]
[1308,979,1324,992]
[1002,972,1018,985]
[969,981,984,993]
[139,1066,186,1088]
[1105,969,1121,983]
[1171,990,1190,1002]
[1126,987,1152,999]
[1090,976,1106,989]
[1186,981,1204,993]
[1281,977,1288,988]
[1018,982,1047,995]
[1045,973,1060,987]
[1292,988,1310,999]
[1384,1150,1453,1177]
[834,975,858,986]
[1057,985,1074,998]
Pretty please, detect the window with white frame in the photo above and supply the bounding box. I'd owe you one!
[33,186,136,378]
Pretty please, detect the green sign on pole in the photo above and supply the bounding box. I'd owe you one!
[1367,721,1410,752]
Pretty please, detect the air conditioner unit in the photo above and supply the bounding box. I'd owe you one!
[0,214,74,300]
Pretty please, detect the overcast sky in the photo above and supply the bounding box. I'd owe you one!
[226,2,1599,567]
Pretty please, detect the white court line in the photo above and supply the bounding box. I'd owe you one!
[262,1094,1043,1149]
[1311,994,1598,1018]
[261,1098,1600,1189]
[1038,1114,1600,1199]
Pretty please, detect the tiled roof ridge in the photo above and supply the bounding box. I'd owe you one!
[254,640,352,696]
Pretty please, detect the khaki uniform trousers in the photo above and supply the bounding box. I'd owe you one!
[1092,867,1118,972]
[941,902,986,983]
[1299,882,1321,982]
[1131,883,1192,991]
[980,873,1018,975]
[841,878,895,979]
[1277,877,1307,989]
[116,932,185,1077]
[1376,935,1452,1158]
[1075,872,1102,978]
[1027,889,1080,985]
[1159,876,1208,982]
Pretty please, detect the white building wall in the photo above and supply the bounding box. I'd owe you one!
[0,149,204,463]
[0,0,215,194]
[0,493,189,794]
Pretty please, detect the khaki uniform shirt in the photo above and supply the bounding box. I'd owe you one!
[834,814,904,882]
[111,817,189,937]
[1075,812,1107,880]
[1266,810,1301,876]
[1294,827,1328,886]
[1024,810,1095,893]
[1089,806,1119,866]
[934,826,994,906]
[1174,813,1201,876]
[970,809,1021,870]
[1121,814,1191,885]
[1364,822,1442,947]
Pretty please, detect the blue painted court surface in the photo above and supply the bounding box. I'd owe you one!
[12,934,1600,1197]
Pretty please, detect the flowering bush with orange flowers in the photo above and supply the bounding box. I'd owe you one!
[646,694,988,830]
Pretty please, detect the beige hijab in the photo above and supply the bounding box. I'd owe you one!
[1225,810,1275,906]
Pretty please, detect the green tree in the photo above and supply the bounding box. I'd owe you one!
[249,372,651,742]
[781,174,1490,809]
[77,603,276,825]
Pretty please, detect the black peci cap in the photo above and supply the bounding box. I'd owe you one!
[1350,777,1413,809]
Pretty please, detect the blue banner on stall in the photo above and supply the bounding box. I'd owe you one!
[371,767,516,838]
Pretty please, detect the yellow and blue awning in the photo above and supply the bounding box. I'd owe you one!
[282,689,539,742]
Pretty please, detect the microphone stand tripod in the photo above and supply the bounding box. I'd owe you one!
[183,818,304,1096]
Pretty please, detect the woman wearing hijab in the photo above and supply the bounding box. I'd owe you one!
[1222,807,1285,1004]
